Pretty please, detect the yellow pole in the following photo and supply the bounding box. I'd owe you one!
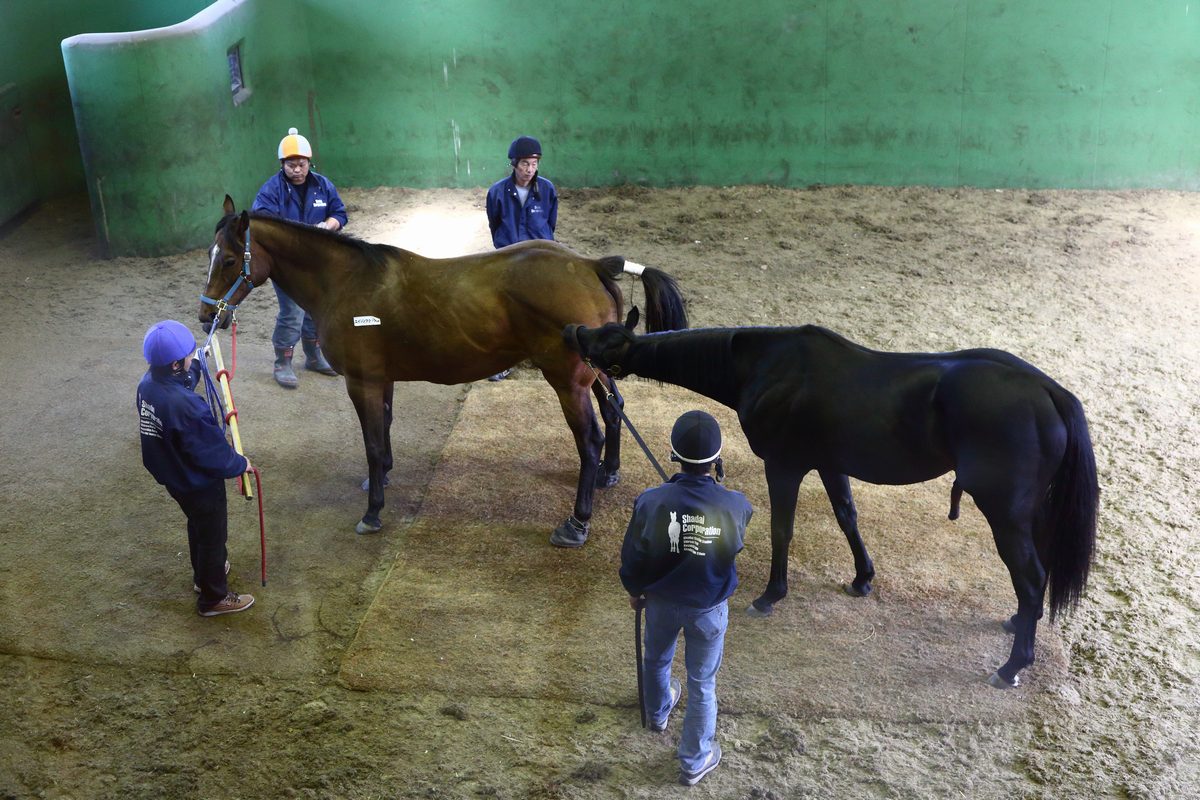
[210,336,253,498]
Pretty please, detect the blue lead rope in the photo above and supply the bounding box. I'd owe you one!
[198,323,227,436]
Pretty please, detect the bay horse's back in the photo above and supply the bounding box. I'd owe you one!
[483,240,687,335]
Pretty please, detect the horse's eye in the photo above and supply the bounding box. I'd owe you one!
[223,257,236,268]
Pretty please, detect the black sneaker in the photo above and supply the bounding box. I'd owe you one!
[679,743,721,786]
[649,678,682,732]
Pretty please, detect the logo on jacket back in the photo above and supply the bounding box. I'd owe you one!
[139,399,163,439]
[668,511,722,556]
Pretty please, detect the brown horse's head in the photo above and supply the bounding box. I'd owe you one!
[199,195,266,331]
[563,307,640,376]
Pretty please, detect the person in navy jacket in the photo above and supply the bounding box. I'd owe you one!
[137,320,255,617]
[619,411,753,786]
[483,135,558,380]
[252,127,348,388]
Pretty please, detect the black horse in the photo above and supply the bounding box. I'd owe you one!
[565,316,1098,688]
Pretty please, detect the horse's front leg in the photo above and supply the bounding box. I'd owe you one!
[590,375,622,488]
[818,470,875,596]
[749,460,804,616]
[357,383,395,492]
[548,377,604,548]
[345,375,390,534]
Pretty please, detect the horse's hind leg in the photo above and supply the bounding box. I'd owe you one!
[345,376,390,535]
[590,375,622,488]
[546,371,605,548]
[819,470,875,597]
[975,496,1046,688]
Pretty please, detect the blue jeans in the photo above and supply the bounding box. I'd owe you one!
[271,280,317,350]
[643,596,728,772]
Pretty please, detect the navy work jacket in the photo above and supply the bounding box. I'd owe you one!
[486,174,558,248]
[252,169,348,227]
[619,473,753,609]
[137,362,248,493]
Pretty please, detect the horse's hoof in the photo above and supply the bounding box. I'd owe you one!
[987,670,1019,689]
[355,518,383,535]
[549,517,589,548]
[746,601,774,618]
[1001,617,1017,634]
[595,468,620,489]
[844,582,872,597]
[360,475,391,492]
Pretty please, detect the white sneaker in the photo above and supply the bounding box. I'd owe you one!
[649,678,682,732]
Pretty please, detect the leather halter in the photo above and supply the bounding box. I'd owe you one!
[200,224,253,320]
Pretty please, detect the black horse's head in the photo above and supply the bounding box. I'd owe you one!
[563,307,640,376]
[199,195,260,332]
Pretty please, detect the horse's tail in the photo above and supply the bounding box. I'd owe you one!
[615,259,688,332]
[1042,386,1099,619]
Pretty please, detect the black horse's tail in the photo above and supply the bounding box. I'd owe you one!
[1043,386,1099,619]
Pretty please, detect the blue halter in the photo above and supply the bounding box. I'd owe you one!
[200,224,254,322]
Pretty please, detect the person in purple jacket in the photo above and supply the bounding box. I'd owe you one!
[252,127,348,388]
[620,411,753,786]
[137,320,255,617]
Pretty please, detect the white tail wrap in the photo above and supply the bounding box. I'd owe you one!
[624,261,647,276]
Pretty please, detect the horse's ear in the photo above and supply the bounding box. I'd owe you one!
[223,194,236,215]
[624,307,640,331]
[236,210,250,235]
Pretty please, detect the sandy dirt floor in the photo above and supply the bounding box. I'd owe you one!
[0,183,1197,799]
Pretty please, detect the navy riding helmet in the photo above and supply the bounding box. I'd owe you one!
[508,136,542,165]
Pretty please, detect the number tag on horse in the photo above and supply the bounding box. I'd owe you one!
[353,315,381,327]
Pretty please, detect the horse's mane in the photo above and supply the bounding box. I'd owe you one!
[222,211,404,270]
[630,328,743,398]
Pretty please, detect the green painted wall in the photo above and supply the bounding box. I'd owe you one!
[62,0,316,254]
[308,0,1200,192]
[0,0,210,224]
[57,0,1200,255]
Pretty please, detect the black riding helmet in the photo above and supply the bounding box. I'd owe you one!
[508,135,542,166]
[670,410,722,464]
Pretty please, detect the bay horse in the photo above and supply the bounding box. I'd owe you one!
[199,196,687,542]
[564,316,1098,688]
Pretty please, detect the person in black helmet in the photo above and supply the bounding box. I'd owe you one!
[618,410,753,787]
[483,135,559,380]
[137,320,256,617]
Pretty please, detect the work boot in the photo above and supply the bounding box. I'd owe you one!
[302,338,338,376]
[273,347,299,389]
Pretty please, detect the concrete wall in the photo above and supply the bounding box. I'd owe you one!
[61,0,315,254]
[0,0,210,225]
[54,0,1200,255]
